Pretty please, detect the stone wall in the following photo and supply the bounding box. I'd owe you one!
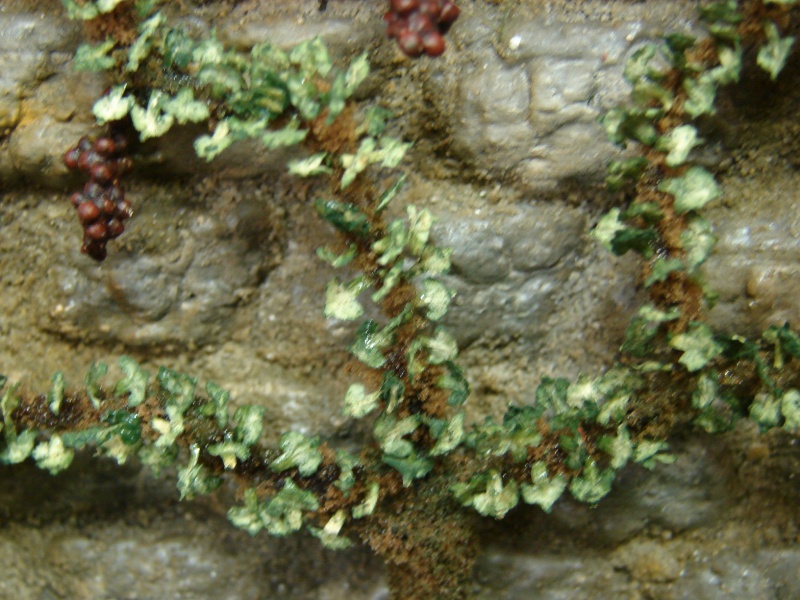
[1,1,799,598]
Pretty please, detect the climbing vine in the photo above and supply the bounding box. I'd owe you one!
[1,1,799,598]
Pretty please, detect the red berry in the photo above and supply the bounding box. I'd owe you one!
[101,198,116,215]
[85,221,108,241]
[64,147,80,169]
[439,1,460,24]
[107,219,125,238]
[82,240,107,261]
[70,192,85,207]
[77,201,101,223]
[391,0,419,14]
[93,137,116,156]
[91,163,114,184]
[77,136,93,152]
[422,30,445,56]
[398,29,424,56]
[84,181,103,199]
[116,200,133,219]
[418,0,440,18]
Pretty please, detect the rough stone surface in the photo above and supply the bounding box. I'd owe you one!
[1,0,800,599]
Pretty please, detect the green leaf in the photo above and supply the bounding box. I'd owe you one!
[342,383,380,418]
[32,435,75,475]
[757,21,795,80]
[289,37,332,76]
[452,471,519,518]
[373,413,420,458]
[657,166,721,213]
[669,322,724,371]
[288,153,332,177]
[156,366,197,415]
[177,445,223,499]
[127,12,165,72]
[324,277,367,321]
[206,440,249,470]
[234,405,265,446]
[317,244,357,268]
[681,215,716,271]
[406,205,434,256]
[606,157,649,191]
[656,125,701,167]
[85,361,108,409]
[372,219,407,266]
[644,257,684,287]
[270,431,323,476]
[205,381,230,428]
[750,389,783,429]
[194,120,234,161]
[569,460,614,503]
[439,362,469,407]
[781,389,800,432]
[162,88,210,124]
[624,44,662,84]
[48,371,65,416]
[633,439,675,469]
[419,279,454,321]
[429,411,465,456]
[352,481,380,518]
[698,1,741,24]
[382,451,434,487]
[308,510,352,550]
[709,42,742,85]
[314,199,371,237]
[0,429,36,465]
[131,91,175,141]
[683,73,717,118]
[520,462,568,512]
[62,0,99,19]
[93,85,134,124]
[73,39,116,71]
[376,175,407,213]
[344,52,370,96]
[114,356,149,407]
[262,121,308,149]
[597,425,632,469]
[621,304,680,357]
[334,449,359,494]
[424,327,459,365]
[632,79,674,111]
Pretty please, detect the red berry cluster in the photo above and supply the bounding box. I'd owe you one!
[63,135,133,261]
[385,0,460,57]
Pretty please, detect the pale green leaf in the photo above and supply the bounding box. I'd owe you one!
[569,460,614,503]
[288,153,331,177]
[757,22,795,80]
[342,383,380,418]
[324,277,366,321]
[270,431,323,476]
[657,166,721,213]
[520,462,568,512]
[352,481,380,518]
[656,125,701,167]
[419,279,454,321]
[127,12,165,72]
[669,322,724,371]
[73,39,116,71]
[162,88,210,124]
[93,85,134,123]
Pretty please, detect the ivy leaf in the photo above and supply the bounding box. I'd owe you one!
[452,471,519,518]
[429,411,465,456]
[131,91,175,141]
[420,279,454,321]
[194,120,234,161]
[376,175,407,213]
[334,449,359,494]
[233,405,265,446]
[0,429,36,465]
[606,157,649,191]
[633,439,675,469]
[382,451,434,487]
[656,125,701,167]
[262,120,308,149]
[85,361,108,409]
[352,481,380,519]
[681,215,716,271]
[308,510,352,550]
[520,462,568,512]
[439,361,469,407]
[757,21,795,80]
[32,435,75,475]
[314,199,371,237]
[683,73,717,118]
[161,88,210,124]
[270,431,323,476]
[177,445,223,499]
[93,85,135,124]
[127,12,165,72]
[597,425,632,469]
[657,166,721,213]
[206,440,250,470]
[373,413,420,458]
[669,322,724,372]
[48,371,65,416]
[709,42,742,85]
[289,37,332,76]
[781,389,800,432]
[205,381,230,428]
[569,460,614,503]
[288,153,332,177]
[424,327,459,365]
[644,257,684,287]
[342,383,380,418]
[324,277,367,321]
[114,355,149,407]
[73,39,116,71]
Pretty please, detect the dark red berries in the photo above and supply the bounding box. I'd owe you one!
[63,134,133,262]
[385,0,459,57]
